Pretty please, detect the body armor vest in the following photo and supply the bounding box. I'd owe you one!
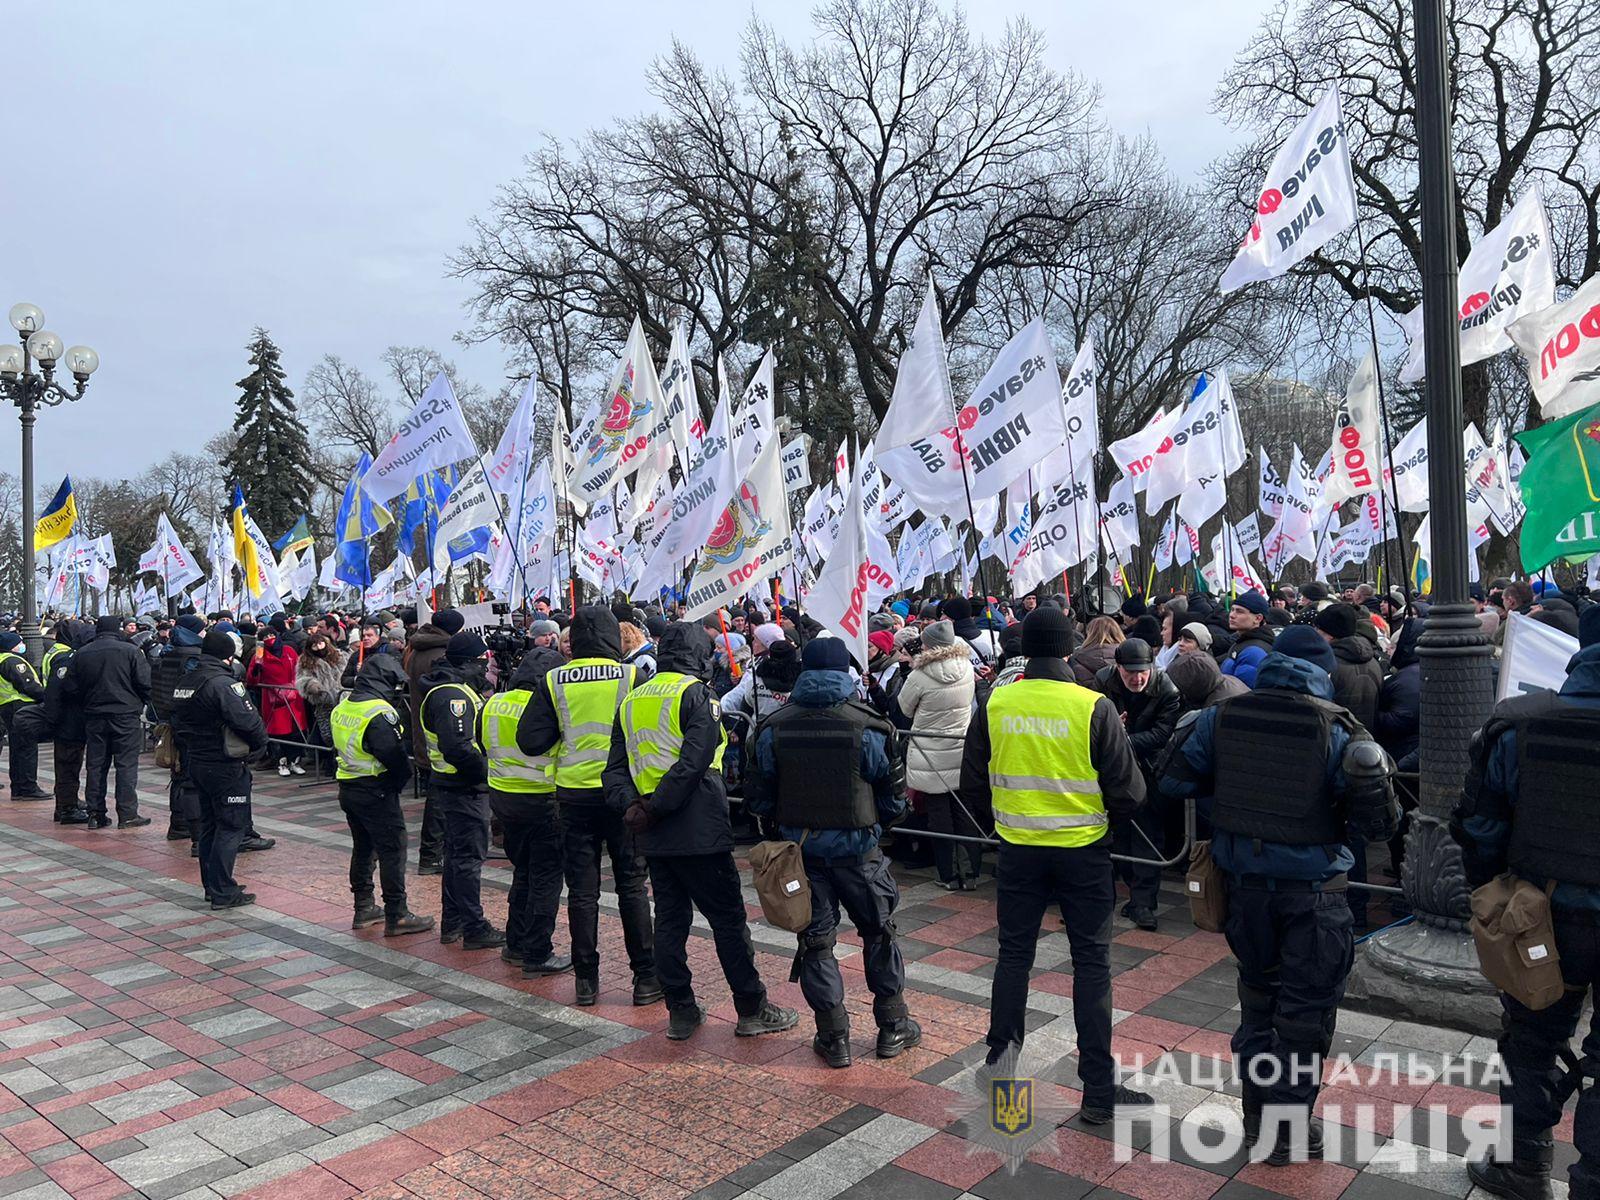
[765,700,885,830]
[1508,706,1600,887]
[1211,689,1343,846]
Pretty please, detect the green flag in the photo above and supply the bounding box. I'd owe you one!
[1514,398,1600,572]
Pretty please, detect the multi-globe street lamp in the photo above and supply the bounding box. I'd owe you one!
[0,303,99,665]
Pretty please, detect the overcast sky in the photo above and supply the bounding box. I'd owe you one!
[3,0,1270,488]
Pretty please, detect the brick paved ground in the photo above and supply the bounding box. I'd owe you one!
[0,753,1564,1199]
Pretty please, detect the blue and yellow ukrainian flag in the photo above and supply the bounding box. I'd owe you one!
[229,484,262,597]
[397,470,452,557]
[33,476,76,552]
[1410,542,1432,597]
[333,453,393,589]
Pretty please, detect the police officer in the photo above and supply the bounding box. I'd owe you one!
[1158,624,1397,1165]
[518,605,657,1007]
[605,622,798,1042]
[747,635,919,1068]
[63,615,153,828]
[0,629,50,800]
[959,605,1150,1122]
[171,630,270,909]
[331,654,433,937]
[151,615,208,845]
[486,633,571,976]
[419,631,504,950]
[1453,640,1600,1200]
[40,622,91,824]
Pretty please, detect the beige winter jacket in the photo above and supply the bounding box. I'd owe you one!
[896,643,975,793]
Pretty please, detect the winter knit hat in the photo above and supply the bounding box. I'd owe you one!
[445,632,489,665]
[921,619,956,649]
[433,609,466,635]
[1274,625,1336,676]
[801,636,851,673]
[1020,606,1074,658]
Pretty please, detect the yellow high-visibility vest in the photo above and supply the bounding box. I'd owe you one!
[480,689,553,794]
[617,672,725,795]
[330,697,397,780]
[546,658,635,790]
[986,678,1106,848]
[0,652,38,707]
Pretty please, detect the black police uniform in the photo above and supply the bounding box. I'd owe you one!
[418,660,497,944]
[151,643,204,841]
[1,647,49,798]
[63,622,152,825]
[40,626,91,822]
[502,644,569,971]
[170,654,268,905]
[338,660,420,930]
[1453,644,1600,1200]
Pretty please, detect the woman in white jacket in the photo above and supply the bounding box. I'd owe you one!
[896,620,982,889]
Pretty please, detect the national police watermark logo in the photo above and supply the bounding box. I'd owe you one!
[449,698,467,718]
[989,1077,1032,1138]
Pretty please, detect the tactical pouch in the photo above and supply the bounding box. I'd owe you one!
[1470,874,1567,1011]
[1186,840,1228,933]
[748,835,813,934]
[152,723,177,771]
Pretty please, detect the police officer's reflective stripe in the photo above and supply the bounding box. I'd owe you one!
[481,689,553,794]
[422,682,482,776]
[989,773,1102,796]
[0,653,37,706]
[41,644,68,679]
[986,677,1105,848]
[990,807,1108,831]
[330,698,392,780]
[547,659,635,789]
[623,701,679,772]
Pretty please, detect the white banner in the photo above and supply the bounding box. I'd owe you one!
[1324,350,1384,504]
[1398,188,1556,384]
[430,462,502,575]
[361,372,479,504]
[572,316,669,502]
[804,450,882,671]
[1507,271,1600,421]
[1221,87,1358,292]
[1146,370,1246,519]
[781,437,811,494]
[732,349,776,480]
[1109,405,1183,494]
[683,430,793,619]
[1497,610,1579,701]
[140,512,205,593]
[1385,417,1432,512]
[877,279,956,451]
[1258,447,1287,519]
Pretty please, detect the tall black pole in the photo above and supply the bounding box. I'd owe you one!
[1354,0,1499,1031]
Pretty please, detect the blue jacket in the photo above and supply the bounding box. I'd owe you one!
[746,668,905,861]
[1160,652,1355,882]
[1455,644,1600,911]
[1220,628,1275,690]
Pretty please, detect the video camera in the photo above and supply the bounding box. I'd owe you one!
[484,603,531,675]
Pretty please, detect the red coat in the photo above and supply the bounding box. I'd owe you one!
[246,644,308,738]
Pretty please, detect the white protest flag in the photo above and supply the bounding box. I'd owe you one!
[293,547,316,599]
[1109,405,1184,494]
[1100,474,1141,556]
[82,534,115,593]
[1397,188,1557,383]
[1060,339,1100,472]
[1486,422,1526,535]
[879,317,1064,510]
[1211,521,1271,597]
[1324,350,1385,504]
[570,316,668,503]
[876,279,955,451]
[553,397,589,517]
[277,549,308,602]
[1153,507,1179,571]
[1221,88,1358,292]
[1236,511,1263,557]
[732,349,776,480]
[803,449,882,672]
[683,430,793,620]
[657,319,701,479]
[361,372,479,505]
[140,513,204,593]
[430,461,502,574]
[1498,611,1580,701]
[831,440,850,494]
[201,517,234,612]
[1260,444,1318,572]
[642,369,738,575]
[781,438,811,494]
[1506,272,1600,420]
[1385,417,1432,512]
[1258,447,1287,519]
[1144,371,1247,519]
[240,509,283,611]
[799,485,836,568]
[896,523,931,594]
[131,582,160,617]
[486,378,538,503]
[876,480,909,532]
[1173,516,1198,567]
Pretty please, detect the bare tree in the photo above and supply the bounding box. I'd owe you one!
[302,355,394,461]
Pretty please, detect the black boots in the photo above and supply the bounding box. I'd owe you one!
[1466,1152,1554,1200]
[352,903,384,930]
[385,912,435,937]
[813,1006,852,1069]
[735,1003,800,1038]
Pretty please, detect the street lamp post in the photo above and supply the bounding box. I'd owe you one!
[0,303,99,667]
[1351,0,1500,1031]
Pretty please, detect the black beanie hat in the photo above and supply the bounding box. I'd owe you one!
[1313,603,1361,642]
[445,631,489,665]
[432,609,465,635]
[1120,595,1148,619]
[942,595,971,622]
[202,629,240,660]
[1021,606,1074,658]
[96,615,121,634]
[801,636,851,673]
[175,614,206,635]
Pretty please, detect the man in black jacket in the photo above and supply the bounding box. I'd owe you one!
[171,630,269,908]
[419,632,504,950]
[64,615,153,828]
[406,608,464,874]
[333,654,433,937]
[151,615,208,845]
[603,624,797,1042]
[0,629,50,800]
[1313,604,1384,730]
[1095,638,1180,931]
[40,621,92,824]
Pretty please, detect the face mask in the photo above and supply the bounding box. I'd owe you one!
[460,659,490,693]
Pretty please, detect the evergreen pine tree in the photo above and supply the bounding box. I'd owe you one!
[222,328,314,542]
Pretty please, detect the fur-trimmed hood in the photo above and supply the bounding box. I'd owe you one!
[912,642,971,672]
